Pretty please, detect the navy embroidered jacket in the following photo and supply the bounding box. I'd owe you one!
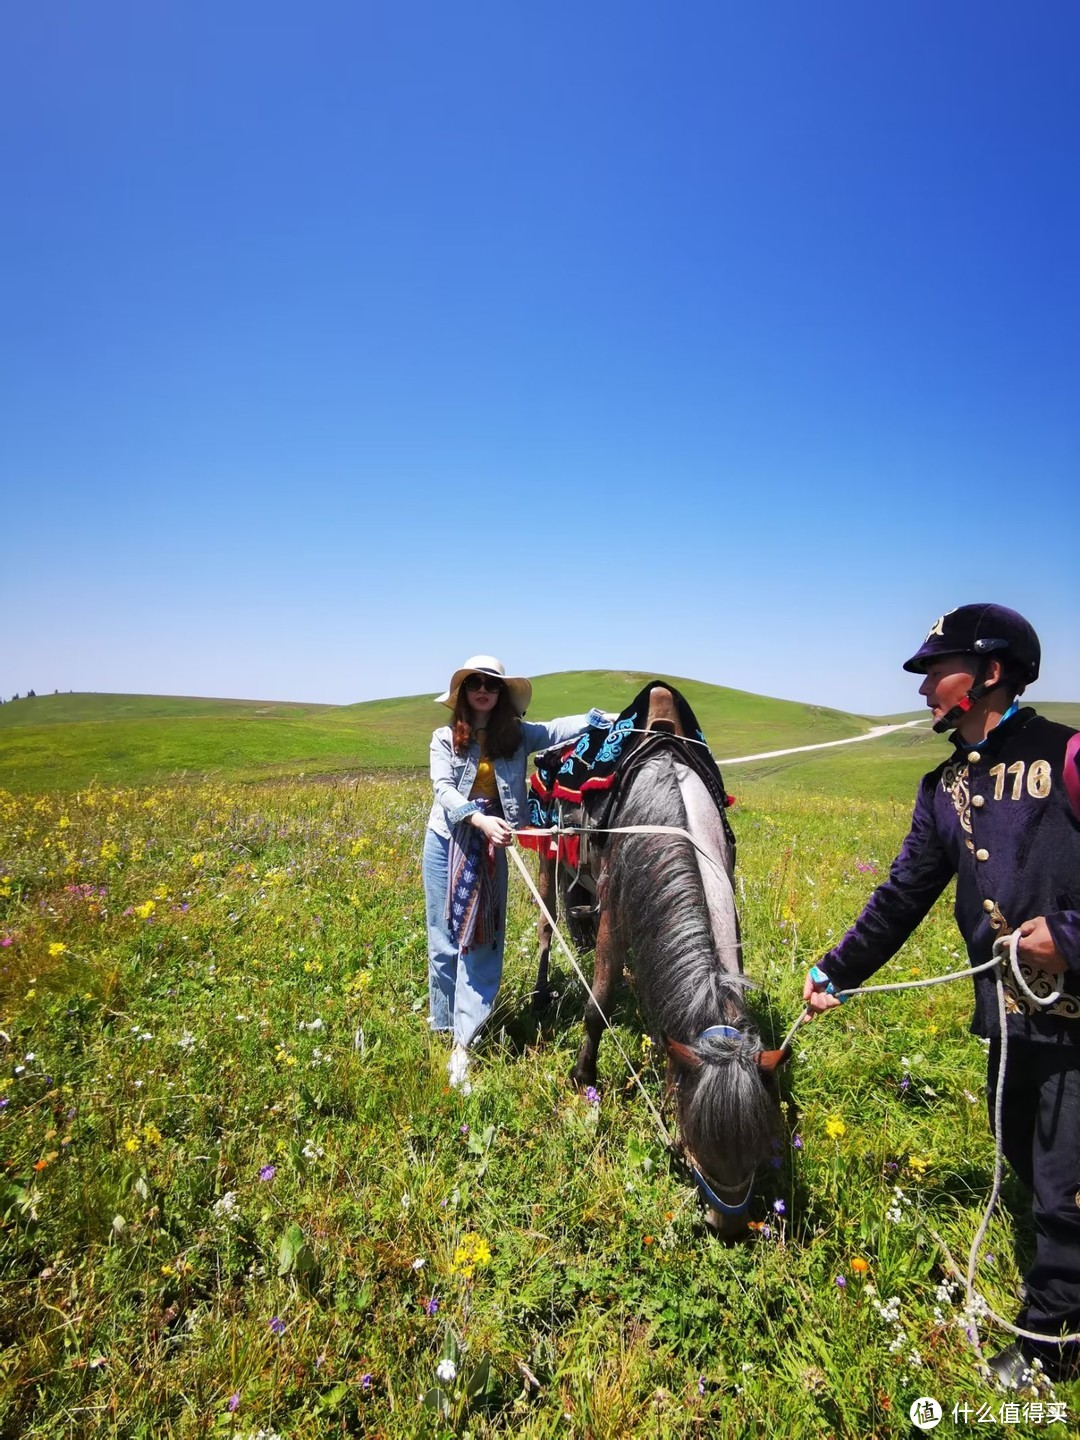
[820,709,1080,1045]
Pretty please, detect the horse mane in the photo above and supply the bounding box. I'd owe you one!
[606,743,776,1173]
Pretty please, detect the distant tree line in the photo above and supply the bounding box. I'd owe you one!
[1,689,69,704]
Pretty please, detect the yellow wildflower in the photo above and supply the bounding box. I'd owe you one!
[189,852,205,868]
[58,816,70,830]
[48,942,66,957]
[825,1117,846,1140]
[907,1154,931,1176]
[132,900,155,920]
[142,1123,163,1147]
[450,1233,492,1279]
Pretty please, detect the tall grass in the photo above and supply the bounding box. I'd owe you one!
[0,776,1074,1437]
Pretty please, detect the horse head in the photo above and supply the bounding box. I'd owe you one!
[666,1032,782,1238]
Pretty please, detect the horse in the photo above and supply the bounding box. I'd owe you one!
[531,684,782,1236]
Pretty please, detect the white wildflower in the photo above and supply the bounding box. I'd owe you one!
[436,1358,457,1383]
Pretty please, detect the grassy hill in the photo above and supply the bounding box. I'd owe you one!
[0,680,1076,797]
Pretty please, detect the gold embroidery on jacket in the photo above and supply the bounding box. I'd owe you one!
[940,761,971,836]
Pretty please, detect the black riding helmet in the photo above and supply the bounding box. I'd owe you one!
[904,603,1041,683]
[904,604,1041,734]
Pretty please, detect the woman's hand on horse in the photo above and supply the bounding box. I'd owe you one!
[472,813,514,848]
[802,966,843,1016]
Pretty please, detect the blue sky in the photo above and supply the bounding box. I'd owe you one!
[3,2,1077,714]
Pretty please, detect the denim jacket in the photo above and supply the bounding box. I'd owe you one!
[426,711,608,840]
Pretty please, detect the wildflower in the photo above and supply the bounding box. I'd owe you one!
[142,1123,162,1147]
[450,1233,492,1278]
[425,1297,439,1316]
[259,1164,276,1182]
[792,1134,803,1149]
[773,1198,786,1215]
[436,1358,457,1384]
[643,1235,655,1246]
[411,1257,425,1271]
[697,1375,706,1396]
[269,1316,286,1336]
[584,1086,600,1106]
[213,1192,239,1219]
[359,1372,373,1388]
[851,1257,870,1274]
[907,1154,930,1176]
[825,1116,846,1139]
[227,1393,240,1412]
[856,860,878,874]
[48,942,66,957]
[835,1276,847,1288]
[178,1031,196,1050]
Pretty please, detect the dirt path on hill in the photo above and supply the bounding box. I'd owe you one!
[716,718,929,766]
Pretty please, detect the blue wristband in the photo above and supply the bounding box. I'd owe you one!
[809,965,847,1003]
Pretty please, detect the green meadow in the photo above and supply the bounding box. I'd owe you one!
[2,681,1078,1437]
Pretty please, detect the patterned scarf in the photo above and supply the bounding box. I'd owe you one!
[446,798,501,952]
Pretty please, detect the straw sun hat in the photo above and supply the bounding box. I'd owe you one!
[435,655,532,716]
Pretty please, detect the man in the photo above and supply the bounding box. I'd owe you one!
[803,603,1080,1386]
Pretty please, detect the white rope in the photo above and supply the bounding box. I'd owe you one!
[507,843,676,1152]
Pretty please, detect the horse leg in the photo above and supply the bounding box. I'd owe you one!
[532,851,555,1011]
[570,896,615,1089]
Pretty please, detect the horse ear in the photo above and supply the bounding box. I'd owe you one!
[665,1038,703,1071]
[756,1048,789,1073]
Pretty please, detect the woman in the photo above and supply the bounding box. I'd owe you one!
[423,655,607,1093]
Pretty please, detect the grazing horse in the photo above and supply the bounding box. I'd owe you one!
[533,684,781,1235]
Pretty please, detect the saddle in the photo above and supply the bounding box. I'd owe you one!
[521,681,736,874]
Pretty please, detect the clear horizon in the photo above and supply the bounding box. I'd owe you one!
[3,3,1077,714]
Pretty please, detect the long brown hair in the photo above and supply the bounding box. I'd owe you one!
[451,683,522,758]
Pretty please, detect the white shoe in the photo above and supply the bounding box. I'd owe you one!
[448,1045,472,1095]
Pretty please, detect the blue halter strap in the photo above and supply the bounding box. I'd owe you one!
[698,1024,742,1042]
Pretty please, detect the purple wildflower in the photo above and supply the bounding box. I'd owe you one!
[425,1297,439,1316]
[459,1123,469,1137]
[773,1198,786,1216]
[760,1224,772,1239]
[835,1276,846,1288]
[792,1134,803,1150]
[259,1164,276,1182]
[900,1076,911,1091]
[227,1393,240,1412]
[584,1086,600,1106]
[359,1372,373,1389]
[856,861,878,874]
[697,1375,706,1397]
[269,1316,286,1335]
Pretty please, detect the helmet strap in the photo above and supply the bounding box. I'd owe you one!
[932,657,995,735]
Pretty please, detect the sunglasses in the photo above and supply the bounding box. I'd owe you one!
[464,674,503,693]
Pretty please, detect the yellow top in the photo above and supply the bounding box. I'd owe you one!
[469,731,498,801]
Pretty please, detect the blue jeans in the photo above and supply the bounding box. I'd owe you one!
[422,827,508,1048]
